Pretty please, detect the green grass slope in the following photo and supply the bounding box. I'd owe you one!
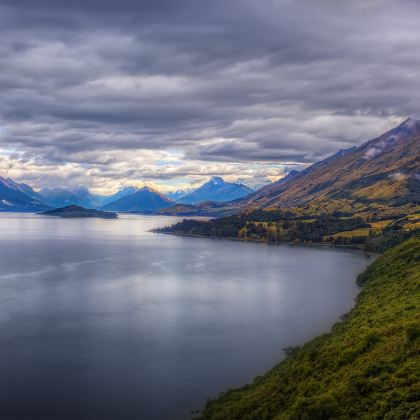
[202,236,420,419]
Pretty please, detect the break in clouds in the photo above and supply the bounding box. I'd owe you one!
[0,0,419,193]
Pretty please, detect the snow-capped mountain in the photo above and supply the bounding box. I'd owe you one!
[165,189,192,201]
[0,176,50,212]
[178,176,253,204]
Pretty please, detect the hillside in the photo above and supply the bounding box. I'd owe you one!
[238,118,419,218]
[158,119,419,245]
[102,186,174,212]
[179,177,253,204]
[0,176,50,212]
[201,236,420,419]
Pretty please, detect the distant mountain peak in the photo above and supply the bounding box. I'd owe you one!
[210,176,225,185]
[179,176,253,204]
[119,186,138,193]
[139,186,159,193]
[102,185,173,212]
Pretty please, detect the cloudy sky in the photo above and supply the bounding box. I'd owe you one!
[0,0,419,194]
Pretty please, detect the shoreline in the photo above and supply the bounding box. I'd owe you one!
[155,230,383,416]
[200,236,419,418]
[155,230,380,256]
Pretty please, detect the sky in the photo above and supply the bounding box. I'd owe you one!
[0,0,419,194]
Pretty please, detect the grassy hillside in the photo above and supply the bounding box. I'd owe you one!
[238,118,420,216]
[201,236,420,419]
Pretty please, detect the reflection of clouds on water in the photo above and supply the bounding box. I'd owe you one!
[0,214,372,420]
[198,251,211,258]
[186,252,212,271]
[151,261,170,273]
[0,258,114,278]
[186,262,206,271]
[60,258,111,272]
[150,252,212,273]
[0,266,56,279]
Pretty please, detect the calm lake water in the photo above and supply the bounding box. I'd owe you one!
[0,213,373,419]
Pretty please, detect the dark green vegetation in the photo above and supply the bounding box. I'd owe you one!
[155,210,419,252]
[201,236,420,419]
[42,205,117,219]
[158,201,235,217]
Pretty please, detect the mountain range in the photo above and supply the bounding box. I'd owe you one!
[177,176,253,204]
[0,180,139,212]
[0,119,418,215]
[234,118,419,216]
[0,175,255,214]
[165,189,193,201]
[39,186,104,209]
[38,185,140,208]
[161,118,419,217]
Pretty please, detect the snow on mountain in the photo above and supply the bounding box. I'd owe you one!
[179,177,253,204]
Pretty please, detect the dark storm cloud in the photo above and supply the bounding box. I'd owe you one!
[0,0,419,189]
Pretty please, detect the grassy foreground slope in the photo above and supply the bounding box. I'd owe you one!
[202,236,420,419]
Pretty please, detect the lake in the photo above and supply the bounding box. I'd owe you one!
[0,213,373,419]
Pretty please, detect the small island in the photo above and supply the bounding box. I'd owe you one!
[41,205,118,219]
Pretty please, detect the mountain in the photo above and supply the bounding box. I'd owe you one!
[271,169,302,187]
[0,176,50,212]
[237,118,420,215]
[165,189,192,201]
[100,186,140,206]
[0,177,46,202]
[42,205,117,219]
[39,186,104,209]
[102,186,175,213]
[179,176,253,204]
[159,119,419,247]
